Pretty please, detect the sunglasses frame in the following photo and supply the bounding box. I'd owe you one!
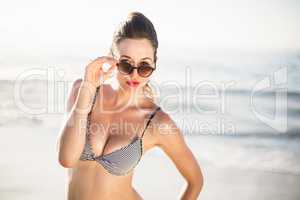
[116,60,156,78]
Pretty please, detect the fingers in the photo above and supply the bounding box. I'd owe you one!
[97,56,118,66]
[97,56,118,74]
[88,55,115,69]
[89,56,117,67]
[86,56,118,84]
[106,62,117,73]
[102,66,116,81]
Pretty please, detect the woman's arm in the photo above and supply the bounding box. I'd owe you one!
[56,79,97,168]
[153,111,204,200]
[56,56,117,168]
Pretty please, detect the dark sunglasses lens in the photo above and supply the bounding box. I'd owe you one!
[138,65,154,77]
[118,61,132,74]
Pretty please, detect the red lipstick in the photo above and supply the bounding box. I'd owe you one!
[126,80,140,87]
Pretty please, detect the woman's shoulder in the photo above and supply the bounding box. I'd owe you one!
[151,106,174,126]
[150,106,179,134]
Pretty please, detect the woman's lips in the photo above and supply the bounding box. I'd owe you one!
[126,80,140,87]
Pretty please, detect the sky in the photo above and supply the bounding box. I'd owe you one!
[0,0,299,82]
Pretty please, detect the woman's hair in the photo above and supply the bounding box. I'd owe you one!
[110,11,158,102]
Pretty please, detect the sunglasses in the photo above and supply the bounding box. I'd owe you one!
[116,60,155,78]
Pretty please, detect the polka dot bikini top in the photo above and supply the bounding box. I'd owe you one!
[79,86,161,176]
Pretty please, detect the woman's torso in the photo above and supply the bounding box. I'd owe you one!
[67,83,160,200]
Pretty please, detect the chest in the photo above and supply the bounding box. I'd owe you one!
[87,109,156,157]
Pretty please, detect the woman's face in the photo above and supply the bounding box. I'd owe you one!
[113,38,155,92]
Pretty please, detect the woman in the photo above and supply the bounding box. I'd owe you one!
[57,12,203,200]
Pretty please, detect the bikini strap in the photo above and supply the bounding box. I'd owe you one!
[88,85,101,118]
[86,86,100,154]
[141,106,161,138]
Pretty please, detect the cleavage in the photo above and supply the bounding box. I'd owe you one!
[88,113,143,157]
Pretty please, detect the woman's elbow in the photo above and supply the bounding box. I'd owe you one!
[58,153,77,168]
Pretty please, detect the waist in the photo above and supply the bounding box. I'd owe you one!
[68,180,141,200]
[67,163,140,200]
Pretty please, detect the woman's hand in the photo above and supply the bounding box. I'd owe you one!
[83,56,118,89]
